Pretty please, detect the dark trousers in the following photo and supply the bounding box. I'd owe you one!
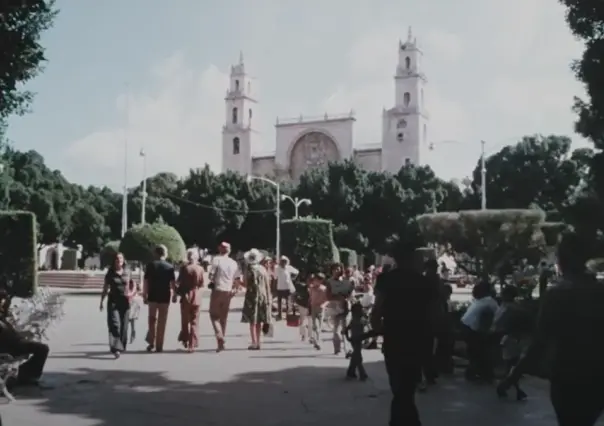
[107,301,130,353]
[347,341,367,378]
[276,290,290,317]
[10,340,49,382]
[464,328,493,381]
[384,348,422,426]
[551,380,604,426]
[420,334,436,381]
[434,331,454,374]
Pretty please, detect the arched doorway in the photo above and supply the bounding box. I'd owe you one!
[288,131,340,180]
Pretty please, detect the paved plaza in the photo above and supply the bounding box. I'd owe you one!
[0,294,591,426]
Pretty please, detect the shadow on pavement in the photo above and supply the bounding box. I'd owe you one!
[7,360,559,426]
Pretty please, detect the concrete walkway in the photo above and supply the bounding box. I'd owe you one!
[0,296,592,426]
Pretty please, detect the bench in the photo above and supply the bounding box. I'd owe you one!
[0,353,31,401]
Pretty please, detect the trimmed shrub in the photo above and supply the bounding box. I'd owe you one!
[282,218,337,277]
[339,248,358,267]
[0,211,38,298]
[120,223,186,264]
[100,240,121,268]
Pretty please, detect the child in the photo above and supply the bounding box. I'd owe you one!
[308,273,327,350]
[293,275,311,341]
[493,285,530,401]
[344,302,368,381]
[128,279,140,343]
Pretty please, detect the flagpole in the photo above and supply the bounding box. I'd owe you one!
[121,86,130,237]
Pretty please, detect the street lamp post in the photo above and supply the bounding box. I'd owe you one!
[246,175,281,259]
[281,195,311,219]
[140,149,147,225]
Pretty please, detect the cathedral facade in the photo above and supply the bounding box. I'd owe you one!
[222,28,429,181]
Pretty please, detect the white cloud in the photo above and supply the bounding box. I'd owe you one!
[65,52,229,188]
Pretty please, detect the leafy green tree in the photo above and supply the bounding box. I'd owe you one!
[559,0,604,149]
[470,135,592,216]
[295,160,370,229]
[0,1,58,132]
[417,209,553,280]
[64,202,110,259]
[173,167,247,248]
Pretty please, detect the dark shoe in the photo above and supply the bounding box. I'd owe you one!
[113,351,121,359]
[496,384,508,399]
[359,374,369,381]
[516,389,528,401]
[146,345,154,352]
[345,351,352,359]
[346,373,357,380]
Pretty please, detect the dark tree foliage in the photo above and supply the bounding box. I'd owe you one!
[0,0,58,125]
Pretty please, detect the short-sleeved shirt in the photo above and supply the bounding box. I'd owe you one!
[105,268,130,305]
[210,255,239,292]
[145,259,176,303]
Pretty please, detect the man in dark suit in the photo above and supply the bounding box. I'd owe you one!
[371,239,438,426]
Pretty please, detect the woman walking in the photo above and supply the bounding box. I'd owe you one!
[100,252,136,358]
[176,249,205,352]
[241,249,272,350]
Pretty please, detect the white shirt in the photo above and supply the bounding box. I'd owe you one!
[276,265,299,291]
[461,296,499,331]
[209,255,239,292]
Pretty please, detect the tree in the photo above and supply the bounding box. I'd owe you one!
[0,1,58,130]
[416,209,550,280]
[559,0,604,149]
[119,222,186,264]
[470,135,592,216]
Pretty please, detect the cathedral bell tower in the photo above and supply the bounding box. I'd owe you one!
[222,52,257,175]
[380,27,429,173]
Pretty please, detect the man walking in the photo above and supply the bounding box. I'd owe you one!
[371,239,437,426]
[143,245,176,353]
[499,231,604,426]
[208,242,239,352]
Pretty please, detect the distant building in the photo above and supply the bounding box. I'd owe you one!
[222,27,430,181]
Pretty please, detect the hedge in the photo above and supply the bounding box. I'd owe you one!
[281,218,338,278]
[0,211,37,298]
[339,248,358,267]
[119,223,186,264]
[100,240,121,268]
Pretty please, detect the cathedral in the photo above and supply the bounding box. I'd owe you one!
[222,28,429,181]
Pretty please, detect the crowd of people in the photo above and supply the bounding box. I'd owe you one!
[1,230,604,426]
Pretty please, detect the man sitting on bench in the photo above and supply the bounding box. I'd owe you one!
[0,290,49,386]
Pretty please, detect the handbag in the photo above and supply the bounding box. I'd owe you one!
[262,322,274,337]
[286,304,300,327]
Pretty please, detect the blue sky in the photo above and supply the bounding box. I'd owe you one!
[6,0,586,189]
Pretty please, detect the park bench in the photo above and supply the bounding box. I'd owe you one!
[0,287,65,402]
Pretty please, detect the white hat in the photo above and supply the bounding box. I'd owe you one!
[244,248,263,265]
[280,255,289,263]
